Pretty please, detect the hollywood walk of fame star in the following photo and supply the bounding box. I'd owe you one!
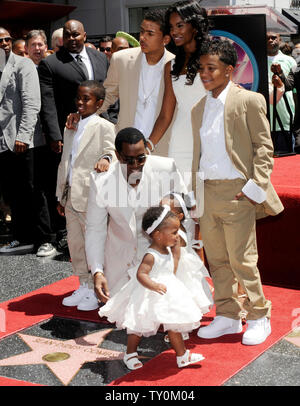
[0,329,124,385]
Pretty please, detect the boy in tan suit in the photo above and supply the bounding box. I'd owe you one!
[56,80,115,311]
[191,39,283,345]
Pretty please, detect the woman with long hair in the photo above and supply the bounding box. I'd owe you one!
[147,0,209,189]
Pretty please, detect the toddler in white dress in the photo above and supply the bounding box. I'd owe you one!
[160,193,214,343]
[99,205,205,370]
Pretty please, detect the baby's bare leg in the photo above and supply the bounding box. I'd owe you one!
[167,331,186,356]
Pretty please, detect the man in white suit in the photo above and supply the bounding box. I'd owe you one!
[85,127,186,303]
[0,27,41,255]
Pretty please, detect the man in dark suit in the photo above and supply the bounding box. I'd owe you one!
[37,20,109,249]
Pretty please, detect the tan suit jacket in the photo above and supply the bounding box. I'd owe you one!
[98,47,175,157]
[191,83,284,219]
[56,115,115,212]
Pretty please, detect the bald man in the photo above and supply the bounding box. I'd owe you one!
[37,20,109,248]
[111,37,129,54]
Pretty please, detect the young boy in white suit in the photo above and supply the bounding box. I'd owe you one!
[56,80,116,311]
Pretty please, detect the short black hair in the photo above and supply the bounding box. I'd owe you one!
[143,8,167,35]
[100,35,113,43]
[115,127,147,153]
[142,206,177,234]
[200,39,238,67]
[79,80,105,100]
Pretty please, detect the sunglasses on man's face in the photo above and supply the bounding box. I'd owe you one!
[120,153,147,165]
[100,47,111,52]
[0,37,12,44]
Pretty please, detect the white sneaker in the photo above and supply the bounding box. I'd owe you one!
[36,243,57,257]
[77,289,99,311]
[197,315,242,339]
[242,317,271,345]
[62,283,89,306]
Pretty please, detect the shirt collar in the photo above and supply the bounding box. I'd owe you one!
[142,49,166,69]
[77,113,96,130]
[207,80,232,105]
[70,45,88,60]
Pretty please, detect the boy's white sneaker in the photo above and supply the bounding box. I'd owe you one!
[197,315,242,339]
[77,289,99,311]
[242,317,271,345]
[62,283,89,307]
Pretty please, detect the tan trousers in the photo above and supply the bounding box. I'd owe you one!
[200,179,271,320]
[65,192,93,288]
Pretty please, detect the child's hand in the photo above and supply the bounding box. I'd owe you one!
[94,158,110,173]
[153,283,167,295]
[235,191,256,206]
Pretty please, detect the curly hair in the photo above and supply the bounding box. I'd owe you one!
[142,206,177,235]
[200,39,238,68]
[165,0,209,85]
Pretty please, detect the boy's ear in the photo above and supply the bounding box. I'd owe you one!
[163,34,171,46]
[97,99,104,109]
[178,212,184,221]
[226,65,234,75]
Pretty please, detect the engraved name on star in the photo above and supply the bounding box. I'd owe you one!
[0,329,124,385]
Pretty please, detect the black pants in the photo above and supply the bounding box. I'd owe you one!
[0,149,35,244]
[0,146,66,246]
[33,145,66,245]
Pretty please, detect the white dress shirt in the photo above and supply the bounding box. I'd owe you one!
[199,81,266,204]
[134,51,165,139]
[68,114,96,184]
[70,46,94,80]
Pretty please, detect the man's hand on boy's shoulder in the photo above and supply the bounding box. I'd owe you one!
[94,157,110,173]
[66,112,80,130]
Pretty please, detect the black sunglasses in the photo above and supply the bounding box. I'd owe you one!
[100,47,111,52]
[120,153,147,165]
[0,37,12,44]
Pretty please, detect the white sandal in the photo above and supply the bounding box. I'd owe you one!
[164,332,189,343]
[177,350,205,368]
[123,352,143,370]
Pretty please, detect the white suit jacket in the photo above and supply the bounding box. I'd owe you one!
[98,47,175,157]
[56,115,116,212]
[85,155,187,294]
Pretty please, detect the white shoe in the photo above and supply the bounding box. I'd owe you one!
[77,289,99,311]
[36,243,57,257]
[177,350,205,368]
[242,317,271,345]
[197,315,242,339]
[62,283,89,306]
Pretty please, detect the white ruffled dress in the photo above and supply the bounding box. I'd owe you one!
[98,247,202,337]
[176,229,214,314]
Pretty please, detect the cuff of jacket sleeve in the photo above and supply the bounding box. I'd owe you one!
[242,179,266,204]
